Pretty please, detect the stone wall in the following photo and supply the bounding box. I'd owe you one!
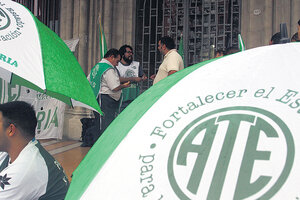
[241,0,300,49]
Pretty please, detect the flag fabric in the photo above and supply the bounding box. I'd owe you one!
[178,34,185,66]
[99,15,107,59]
[238,34,245,51]
[66,42,300,199]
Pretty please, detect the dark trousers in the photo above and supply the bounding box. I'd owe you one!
[94,94,120,136]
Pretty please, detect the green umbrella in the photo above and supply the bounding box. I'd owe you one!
[0,0,101,113]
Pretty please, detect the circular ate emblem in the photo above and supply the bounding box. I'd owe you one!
[168,106,294,200]
[0,8,11,30]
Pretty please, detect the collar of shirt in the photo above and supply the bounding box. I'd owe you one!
[100,58,115,68]
[164,49,177,59]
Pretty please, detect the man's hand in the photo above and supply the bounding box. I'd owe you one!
[141,74,148,81]
[150,74,156,80]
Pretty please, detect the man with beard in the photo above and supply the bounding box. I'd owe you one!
[116,45,147,111]
[150,36,184,84]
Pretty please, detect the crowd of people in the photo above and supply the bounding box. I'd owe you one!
[0,18,299,200]
[88,36,184,139]
[90,19,300,142]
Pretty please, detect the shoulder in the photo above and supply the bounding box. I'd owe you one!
[117,62,125,69]
[103,68,118,79]
[0,143,48,199]
[132,61,140,66]
[168,50,181,57]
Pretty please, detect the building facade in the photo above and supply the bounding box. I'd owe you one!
[15,0,300,139]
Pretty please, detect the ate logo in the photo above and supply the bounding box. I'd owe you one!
[0,174,11,190]
[0,7,11,31]
[168,106,295,200]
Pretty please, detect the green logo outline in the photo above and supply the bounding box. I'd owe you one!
[0,8,11,31]
[168,106,295,200]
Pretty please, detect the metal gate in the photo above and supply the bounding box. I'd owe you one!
[135,0,241,90]
[13,0,60,34]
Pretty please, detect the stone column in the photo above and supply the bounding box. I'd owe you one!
[77,0,90,75]
[102,0,113,48]
[60,0,74,40]
[59,0,94,140]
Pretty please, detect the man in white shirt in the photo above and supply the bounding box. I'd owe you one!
[116,45,147,111]
[150,36,184,84]
[89,49,131,136]
[0,101,69,199]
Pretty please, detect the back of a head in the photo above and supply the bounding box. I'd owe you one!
[270,32,281,44]
[159,36,175,50]
[119,45,133,57]
[0,101,37,139]
[104,48,120,58]
[215,49,225,57]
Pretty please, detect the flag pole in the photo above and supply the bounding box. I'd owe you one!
[98,14,107,60]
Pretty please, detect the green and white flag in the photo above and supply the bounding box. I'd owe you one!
[66,43,300,199]
[178,34,184,66]
[238,34,246,51]
[99,15,107,59]
[0,0,100,113]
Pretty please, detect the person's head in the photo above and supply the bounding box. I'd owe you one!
[225,47,240,55]
[0,101,37,150]
[298,19,300,26]
[269,32,281,45]
[104,48,121,67]
[158,36,175,55]
[119,45,133,64]
[215,49,225,58]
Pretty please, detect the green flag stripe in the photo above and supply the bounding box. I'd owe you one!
[65,58,218,199]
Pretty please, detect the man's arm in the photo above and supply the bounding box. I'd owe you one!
[112,82,131,92]
[119,77,142,83]
[168,70,178,76]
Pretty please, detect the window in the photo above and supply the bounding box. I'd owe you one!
[13,0,60,34]
[136,0,241,90]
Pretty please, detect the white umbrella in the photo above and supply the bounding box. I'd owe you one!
[66,42,300,199]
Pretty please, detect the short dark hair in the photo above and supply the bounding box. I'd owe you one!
[270,32,281,44]
[119,45,133,57]
[104,48,120,58]
[159,36,175,50]
[298,19,300,26]
[0,101,37,139]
